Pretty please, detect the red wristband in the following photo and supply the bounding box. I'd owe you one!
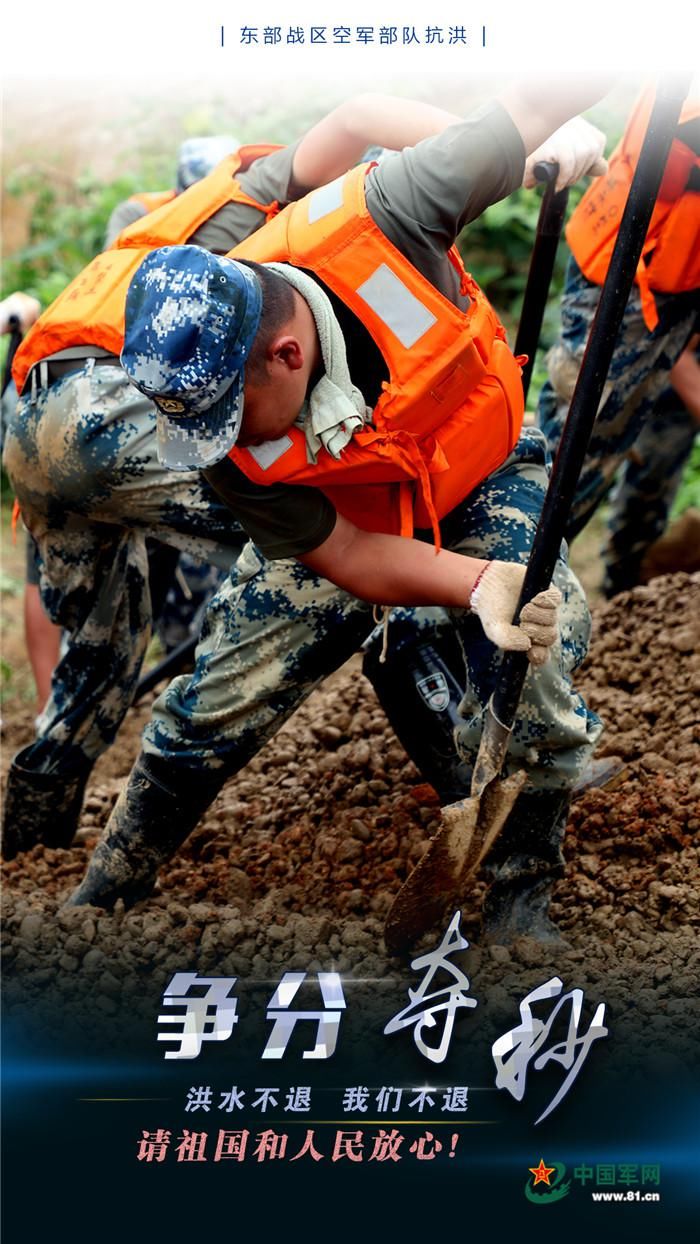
[469,561,491,606]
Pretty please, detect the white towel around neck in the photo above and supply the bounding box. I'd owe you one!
[265,262,372,463]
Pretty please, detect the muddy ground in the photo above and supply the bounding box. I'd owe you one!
[1,572,699,1075]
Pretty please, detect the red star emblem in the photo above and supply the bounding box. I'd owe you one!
[529,1159,556,1186]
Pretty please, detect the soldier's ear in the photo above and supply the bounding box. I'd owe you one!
[270,334,305,372]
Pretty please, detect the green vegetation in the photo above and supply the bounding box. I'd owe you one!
[671,437,700,517]
[1,169,144,389]
[3,168,148,308]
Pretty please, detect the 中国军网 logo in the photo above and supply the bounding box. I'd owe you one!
[524,1158,571,1204]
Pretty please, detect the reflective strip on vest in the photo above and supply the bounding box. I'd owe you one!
[356,264,438,348]
[307,178,346,224]
[246,435,294,470]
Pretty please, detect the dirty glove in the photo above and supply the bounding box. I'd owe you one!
[523,116,608,192]
[469,561,562,666]
[0,291,41,335]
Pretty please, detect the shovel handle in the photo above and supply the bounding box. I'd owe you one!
[1,315,23,399]
[492,77,692,733]
[514,163,569,402]
[533,161,559,185]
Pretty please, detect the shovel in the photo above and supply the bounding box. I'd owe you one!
[514,163,570,404]
[385,77,692,954]
[133,632,197,703]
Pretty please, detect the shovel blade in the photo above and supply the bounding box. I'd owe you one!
[384,770,526,954]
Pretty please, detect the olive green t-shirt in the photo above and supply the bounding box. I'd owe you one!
[198,101,526,559]
[104,198,151,248]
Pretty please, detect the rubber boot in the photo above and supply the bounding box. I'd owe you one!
[480,788,571,946]
[65,753,224,910]
[363,617,471,803]
[2,748,90,860]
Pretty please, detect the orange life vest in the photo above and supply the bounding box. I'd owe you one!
[227,165,524,547]
[127,189,178,214]
[567,87,700,331]
[13,145,283,394]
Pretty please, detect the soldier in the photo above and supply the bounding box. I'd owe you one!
[537,84,700,597]
[104,135,240,246]
[605,338,699,593]
[1,92,508,856]
[64,82,610,944]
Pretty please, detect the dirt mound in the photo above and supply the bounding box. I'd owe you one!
[2,574,699,1060]
[641,508,700,581]
[566,572,700,939]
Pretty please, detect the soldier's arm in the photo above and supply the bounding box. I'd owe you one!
[367,83,612,261]
[292,82,613,194]
[497,80,612,159]
[669,338,700,424]
[291,93,463,188]
[298,511,486,608]
[298,513,560,661]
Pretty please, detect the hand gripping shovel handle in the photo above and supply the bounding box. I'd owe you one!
[514,163,570,403]
[474,77,692,794]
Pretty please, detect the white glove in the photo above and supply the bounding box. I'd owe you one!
[469,562,562,667]
[523,116,608,192]
[0,292,41,335]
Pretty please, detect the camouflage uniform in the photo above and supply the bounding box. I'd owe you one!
[603,357,698,595]
[142,428,600,794]
[537,256,699,596]
[2,362,242,775]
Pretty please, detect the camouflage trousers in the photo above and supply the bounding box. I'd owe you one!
[537,257,699,596]
[143,429,602,794]
[2,361,244,776]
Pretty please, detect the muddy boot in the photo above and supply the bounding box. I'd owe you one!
[64,754,223,911]
[2,748,90,860]
[363,618,471,804]
[480,788,571,946]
